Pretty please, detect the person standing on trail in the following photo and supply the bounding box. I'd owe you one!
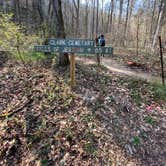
[99,34,105,57]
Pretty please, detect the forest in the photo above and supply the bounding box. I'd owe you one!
[0,0,166,165]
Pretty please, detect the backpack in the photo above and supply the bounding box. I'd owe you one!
[100,37,105,46]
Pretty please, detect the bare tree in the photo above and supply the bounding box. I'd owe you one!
[85,0,89,38]
[124,0,130,46]
[110,0,114,35]
[117,0,123,46]
[149,0,157,42]
[51,0,69,66]
[101,0,104,32]
[13,0,21,24]
[136,16,140,56]
[118,0,123,28]
[25,0,29,29]
[96,0,99,34]
[152,0,166,48]
[73,0,80,37]
[91,0,95,39]
[106,1,111,33]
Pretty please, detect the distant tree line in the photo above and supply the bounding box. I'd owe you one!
[0,0,166,51]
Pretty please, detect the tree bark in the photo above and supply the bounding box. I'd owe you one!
[110,0,114,35]
[106,1,111,33]
[85,0,89,38]
[124,0,130,46]
[149,0,156,43]
[91,0,95,39]
[13,0,21,24]
[51,0,69,66]
[96,0,99,34]
[25,0,29,30]
[136,16,140,56]
[73,0,80,37]
[152,0,166,49]
[101,0,104,32]
[117,0,123,46]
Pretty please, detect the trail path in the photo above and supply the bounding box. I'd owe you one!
[76,56,163,83]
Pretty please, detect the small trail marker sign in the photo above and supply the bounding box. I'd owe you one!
[34,38,113,87]
[34,45,113,55]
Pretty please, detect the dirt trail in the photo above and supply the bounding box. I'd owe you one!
[76,57,162,83]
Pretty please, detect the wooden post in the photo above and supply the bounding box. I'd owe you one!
[70,53,76,87]
[96,53,100,66]
[158,36,165,85]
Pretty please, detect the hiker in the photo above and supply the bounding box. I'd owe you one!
[99,34,105,57]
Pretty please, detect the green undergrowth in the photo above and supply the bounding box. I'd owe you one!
[126,78,166,104]
[0,13,43,62]
[12,51,45,61]
[22,52,56,62]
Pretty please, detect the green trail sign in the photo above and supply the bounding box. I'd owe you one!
[34,45,113,55]
[34,38,113,87]
[49,39,94,47]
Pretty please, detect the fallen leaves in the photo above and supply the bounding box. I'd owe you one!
[73,62,166,166]
[0,60,126,165]
[0,59,165,166]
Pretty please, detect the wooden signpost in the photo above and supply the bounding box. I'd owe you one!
[70,53,76,87]
[34,38,113,87]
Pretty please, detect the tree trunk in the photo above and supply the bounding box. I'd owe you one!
[13,0,21,24]
[106,2,111,33]
[51,0,69,66]
[127,0,135,46]
[96,0,99,34]
[152,0,165,49]
[118,0,123,28]
[136,16,140,56]
[117,0,123,46]
[110,0,114,35]
[101,0,104,32]
[91,0,95,39]
[124,0,130,46]
[25,0,29,32]
[149,0,156,43]
[73,0,80,37]
[85,0,89,38]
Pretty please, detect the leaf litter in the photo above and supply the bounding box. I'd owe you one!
[0,59,165,166]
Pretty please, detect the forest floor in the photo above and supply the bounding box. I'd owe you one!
[76,56,162,82]
[77,47,166,83]
[0,55,166,166]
